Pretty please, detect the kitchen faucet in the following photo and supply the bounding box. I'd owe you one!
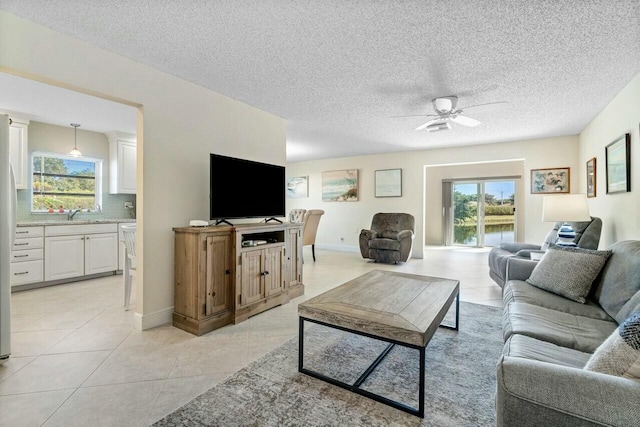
[67,209,81,221]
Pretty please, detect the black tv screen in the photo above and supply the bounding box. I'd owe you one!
[210,154,285,221]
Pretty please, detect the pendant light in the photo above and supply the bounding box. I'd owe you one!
[69,123,82,157]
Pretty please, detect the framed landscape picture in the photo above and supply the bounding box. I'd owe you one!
[530,167,570,194]
[286,176,308,198]
[605,133,631,194]
[322,169,358,201]
[375,168,402,197]
[586,158,596,198]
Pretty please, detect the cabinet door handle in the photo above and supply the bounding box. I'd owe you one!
[14,254,29,258]
[264,270,270,275]
[14,271,29,275]
[225,269,231,275]
[16,231,29,234]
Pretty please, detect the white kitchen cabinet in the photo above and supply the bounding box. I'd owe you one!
[44,223,119,281]
[106,131,137,194]
[45,235,85,281]
[11,226,43,286]
[9,119,29,189]
[85,233,119,275]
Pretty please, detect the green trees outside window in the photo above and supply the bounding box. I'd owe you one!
[32,154,101,211]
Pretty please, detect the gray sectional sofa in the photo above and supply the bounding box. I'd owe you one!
[496,240,640,427]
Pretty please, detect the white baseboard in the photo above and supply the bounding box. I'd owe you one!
[133,306,174,331]
[315,244,359,253]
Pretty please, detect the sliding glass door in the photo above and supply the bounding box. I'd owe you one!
[446,180,515,247]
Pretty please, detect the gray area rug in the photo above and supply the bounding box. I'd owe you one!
[154,302,503,426]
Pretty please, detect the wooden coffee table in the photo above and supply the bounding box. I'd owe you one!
[298,269,459,418]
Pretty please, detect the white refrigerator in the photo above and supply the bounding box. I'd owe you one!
[0,114,15,361]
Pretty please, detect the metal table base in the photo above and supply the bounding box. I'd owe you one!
[298,292,459,418]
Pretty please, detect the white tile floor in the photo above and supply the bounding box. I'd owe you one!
[0,246,501,426]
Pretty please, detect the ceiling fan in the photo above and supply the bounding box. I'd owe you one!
[393,96,508,132]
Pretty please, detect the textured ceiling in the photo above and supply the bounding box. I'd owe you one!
[2,1,639,162]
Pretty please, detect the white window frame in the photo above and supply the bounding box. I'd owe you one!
[30,151,103,213]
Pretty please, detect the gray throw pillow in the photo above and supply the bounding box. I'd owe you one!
[526,244,612,303]
[584,311,640,380]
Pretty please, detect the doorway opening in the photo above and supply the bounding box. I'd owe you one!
[445,179,516,247]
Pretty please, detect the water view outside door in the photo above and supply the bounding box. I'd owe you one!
[453,181,515,247]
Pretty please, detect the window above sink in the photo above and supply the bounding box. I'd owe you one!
[31,151,103,213]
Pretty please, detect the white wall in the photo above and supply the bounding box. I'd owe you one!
[579,72,640,247]
[286,135,580,258]
[0,11,286,328]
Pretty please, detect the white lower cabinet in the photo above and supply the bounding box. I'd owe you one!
[45,235,85,281]
[85,233,119,275]
[44,224,119,282]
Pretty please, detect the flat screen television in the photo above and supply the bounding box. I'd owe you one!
[210,154,285,224]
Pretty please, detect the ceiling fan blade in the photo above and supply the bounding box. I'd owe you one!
[459,101,509,112]
[390,113,439,118]
[415,118,442,131]
[451,115,481,127]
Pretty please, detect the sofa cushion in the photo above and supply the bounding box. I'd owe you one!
[526,245,611,303]
[503,334,592,368]
[592,240,640,324]
[503,302,617,353]
[503,281,613,321]
[584,312,640,380]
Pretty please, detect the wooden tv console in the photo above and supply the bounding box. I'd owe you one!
[172,222,304,336]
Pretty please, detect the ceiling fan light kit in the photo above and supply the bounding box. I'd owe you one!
[426,122,451,132]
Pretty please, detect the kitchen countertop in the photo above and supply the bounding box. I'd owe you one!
[17,219,135,227]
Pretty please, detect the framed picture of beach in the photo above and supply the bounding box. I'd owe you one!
[375,168,402,197]
[322,169,358,201]
[286,176,308,198]
[605,133,631,194]
[530,167,570,194]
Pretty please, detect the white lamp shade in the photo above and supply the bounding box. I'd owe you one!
[542,194,591,222]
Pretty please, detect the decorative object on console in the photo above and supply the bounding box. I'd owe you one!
[542,194,591,246]
[531,167,570,194]
[526,244,612,303]
[69,123,82,157]
[286,176,308,198]
[605,133,631,194]
[586,157,596,198]
[322,169,358,202]
[374,168,402,197]
[584,311,640,379]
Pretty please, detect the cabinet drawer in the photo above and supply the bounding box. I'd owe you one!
[13,237,44,250]
[11,248,44,262]
[10,260,44,286]
[15,226,44,238]
[45,223,118,236]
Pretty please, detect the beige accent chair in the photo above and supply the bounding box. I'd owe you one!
[301,209,324,262]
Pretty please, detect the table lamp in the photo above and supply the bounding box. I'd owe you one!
[542,194,591,246]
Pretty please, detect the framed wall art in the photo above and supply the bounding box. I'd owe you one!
[286,176,308,198]
[321,169,358,201]
[586,158,596,198]
[375,168,402,197]
[530,167,570,194]
[605,133,631,194]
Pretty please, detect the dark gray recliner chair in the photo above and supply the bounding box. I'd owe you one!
[359,213,415,264]
[488,217,602,288]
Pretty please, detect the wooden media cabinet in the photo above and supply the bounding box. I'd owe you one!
[172,222,304,336]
